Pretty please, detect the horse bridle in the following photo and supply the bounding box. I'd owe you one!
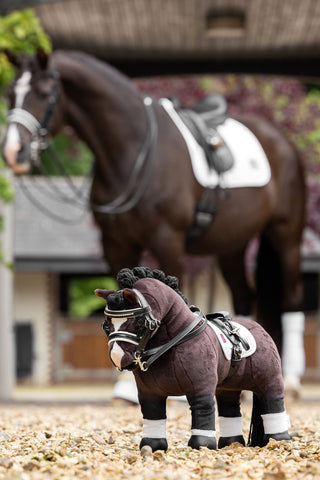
[7,67,60,162]
[103,290,207,372]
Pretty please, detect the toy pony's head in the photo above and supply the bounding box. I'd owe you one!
[95,287,160,371]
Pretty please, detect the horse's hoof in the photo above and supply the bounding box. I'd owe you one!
[263,431,291,446]
[140,437,168,452]
[218,435,245,448]
[188,435,217,450]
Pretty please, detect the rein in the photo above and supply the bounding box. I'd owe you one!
[92,96,158,214]
[135,306,207,372]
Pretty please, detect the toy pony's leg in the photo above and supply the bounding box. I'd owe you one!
[139,395,168,452]
[248,395,291,447]
[216,392,245,448]
[187,394,216,449]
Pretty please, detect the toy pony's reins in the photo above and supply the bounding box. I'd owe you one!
[103,289,207,371]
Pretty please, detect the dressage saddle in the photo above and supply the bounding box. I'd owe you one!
[173,94,234,174]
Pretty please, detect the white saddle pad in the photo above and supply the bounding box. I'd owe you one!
[160,98,271,189]
[207,321,257,361]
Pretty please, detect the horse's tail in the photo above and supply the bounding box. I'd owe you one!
[247,394,265,447]
[255,235,282,350]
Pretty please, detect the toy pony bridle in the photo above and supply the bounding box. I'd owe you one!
[103,289,207,372]
[7,67,60,162]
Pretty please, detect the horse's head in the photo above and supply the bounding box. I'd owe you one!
[2,48,64,173]
[95,287,160,371]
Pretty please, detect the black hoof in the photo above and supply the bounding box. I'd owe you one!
[188,435,217,450]
[263,431,291,446]
[218,435,245,448]
[139,437,168,452]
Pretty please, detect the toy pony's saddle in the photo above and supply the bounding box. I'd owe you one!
[206,311,256,381]
[168,94,233,175]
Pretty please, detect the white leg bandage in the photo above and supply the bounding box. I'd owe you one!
[191,429,216,437]
[218,416,243,437]
[142,419,166,438]
[281,311,305,378]
[261,411,290,434]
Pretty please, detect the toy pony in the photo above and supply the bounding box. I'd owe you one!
[95,267,290,452]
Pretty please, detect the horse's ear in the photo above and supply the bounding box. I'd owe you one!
[123,289,139,305]
[3,49,20,66]
[36,47,49,69]
[94,289,116,301]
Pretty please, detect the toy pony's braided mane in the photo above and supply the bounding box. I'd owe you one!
[106,267,188,311]
[118,267,188,304]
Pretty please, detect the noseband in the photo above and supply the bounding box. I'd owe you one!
[7,67,60,162]
[103,290,207,372]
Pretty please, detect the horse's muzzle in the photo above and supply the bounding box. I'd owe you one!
[109,342,136,371]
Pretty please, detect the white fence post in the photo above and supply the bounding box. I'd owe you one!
[0,169,15,400]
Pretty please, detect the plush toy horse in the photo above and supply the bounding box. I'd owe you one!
[95,267,290,452]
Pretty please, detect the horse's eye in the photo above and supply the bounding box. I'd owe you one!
[34,79,55,98]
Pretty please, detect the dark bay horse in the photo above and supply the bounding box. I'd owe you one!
[2,49,306,393]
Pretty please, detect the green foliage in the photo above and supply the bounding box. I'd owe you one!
[0,9,51,92]
[69,277,118,318]
[39,133,94,176]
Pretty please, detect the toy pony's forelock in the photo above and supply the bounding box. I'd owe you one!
[116,267,188,304]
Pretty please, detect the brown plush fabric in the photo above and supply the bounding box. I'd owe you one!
[131,279,284,404]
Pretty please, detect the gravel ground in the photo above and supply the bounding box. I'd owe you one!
[0,395,320,480]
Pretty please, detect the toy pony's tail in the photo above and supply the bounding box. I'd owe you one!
[247,394,265,447]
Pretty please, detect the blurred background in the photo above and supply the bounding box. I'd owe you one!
[1,0,320,401]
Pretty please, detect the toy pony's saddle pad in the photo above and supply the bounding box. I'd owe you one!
[160,97,271,189]
[208,321,257,360]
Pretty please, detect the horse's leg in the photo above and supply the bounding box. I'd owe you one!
[186,393,216,449]
[216,391,245,448]
[98,228,143,275]
[218,247,254,316]
[256,233,305,396]
[148,227,185,279]
[139,394,168,452]
[248,394,290,447]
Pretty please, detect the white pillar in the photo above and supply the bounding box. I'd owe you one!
[0,169,15,399]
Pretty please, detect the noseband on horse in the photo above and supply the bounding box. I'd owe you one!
[7,66,59,162]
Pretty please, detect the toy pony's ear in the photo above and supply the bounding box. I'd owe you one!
[3,49,20,67]
[36,47,49,69]
[123,289,139,305]
[94,289,116,301]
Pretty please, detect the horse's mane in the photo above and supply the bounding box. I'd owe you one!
[53,50,139,96]
[117,267,188,304]
[106,267,188,311]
